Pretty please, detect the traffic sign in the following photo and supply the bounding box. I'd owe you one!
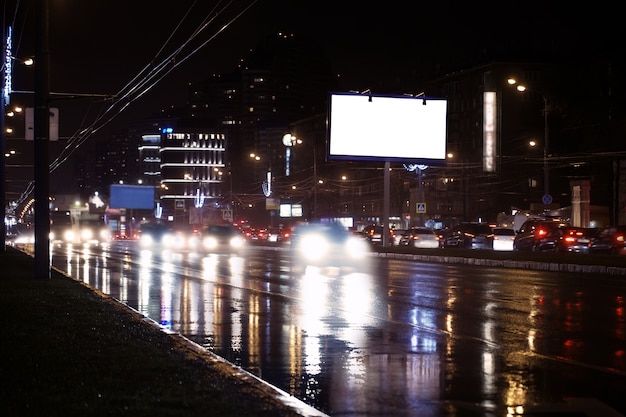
[542,194,553,205]
[222,209,232,220]
[416,203,426,213]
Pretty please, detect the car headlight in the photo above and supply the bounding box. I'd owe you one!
[99,229,111,241]
[203,236,218,250]
[140,234,154,247]
[81,229,94,241]
[63,230,75,242]
[230,236,245,248]
[299,233,329,261]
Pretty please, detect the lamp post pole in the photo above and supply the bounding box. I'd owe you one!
[508,78,551,206]
[542,95,550,201]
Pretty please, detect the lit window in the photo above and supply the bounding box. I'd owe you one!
[249,107,254,113]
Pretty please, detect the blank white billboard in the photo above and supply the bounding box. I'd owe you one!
[327,92,447,163]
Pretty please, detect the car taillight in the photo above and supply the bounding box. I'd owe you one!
[564,236,576,243]
[616,234,625,244]
[536,228,548,237]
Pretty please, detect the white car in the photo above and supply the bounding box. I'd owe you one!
[492,227,516,251]
[398,227,440,249]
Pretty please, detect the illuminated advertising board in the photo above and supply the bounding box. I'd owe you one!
[483,91,497,172]
[109,184,155,209]
[327,92,447,164]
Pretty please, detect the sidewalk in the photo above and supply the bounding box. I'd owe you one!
[0,247,328,417]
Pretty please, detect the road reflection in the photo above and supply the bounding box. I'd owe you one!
[46,242,626,417]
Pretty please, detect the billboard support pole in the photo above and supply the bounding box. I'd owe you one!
[383,161,390,247]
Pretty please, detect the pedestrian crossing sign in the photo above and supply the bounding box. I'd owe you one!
[416,203,426,213]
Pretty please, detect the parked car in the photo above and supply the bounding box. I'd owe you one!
[554,226,595,253]
[513,219,570,252]
[398,227,440,249]
[442,223,494,249]
[589,225,626,255]
[492,227,516,251]
[361,225,394,246]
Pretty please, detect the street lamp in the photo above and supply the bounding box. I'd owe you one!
[507,78,551,206]
[282,133,301,176]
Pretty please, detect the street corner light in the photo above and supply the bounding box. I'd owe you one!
[282,133,297,147]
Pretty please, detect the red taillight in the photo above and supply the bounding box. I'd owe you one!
[564,236,576,243]
[536,228,548,237]
[616,234,625,243]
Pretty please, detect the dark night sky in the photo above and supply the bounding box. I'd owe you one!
[5,1,625,156]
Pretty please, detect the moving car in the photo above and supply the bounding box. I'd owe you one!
[442,223,494,249]
[290,222,370,269]
[138,222,172,248]
[589,225,626,255]
[361,225,394,246]
[492,227,515,251]
[513,219,571,252]
[200,224,247,254]
[392,229,407,246]
[398,227,440,249]
[49,211,111,245]
[554,226,595,253]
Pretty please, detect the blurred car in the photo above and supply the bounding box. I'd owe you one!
[138,222,172,248]
[49,211,111,245]
[492,227,516,251]
[442,222,494,249]
[589,225,626,255]
[7,223,35,246]
[200,224,247,254]
[554,226,595,253]
[266,227,291,244]
[398,227,440,249]
[290,222,370,268]
[513,219,571,252]
[392,229,407,246]
[361,225,394,246]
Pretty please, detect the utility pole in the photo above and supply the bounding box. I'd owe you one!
[34,0,50,278]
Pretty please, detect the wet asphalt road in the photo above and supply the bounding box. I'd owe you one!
[48,241,626,417]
